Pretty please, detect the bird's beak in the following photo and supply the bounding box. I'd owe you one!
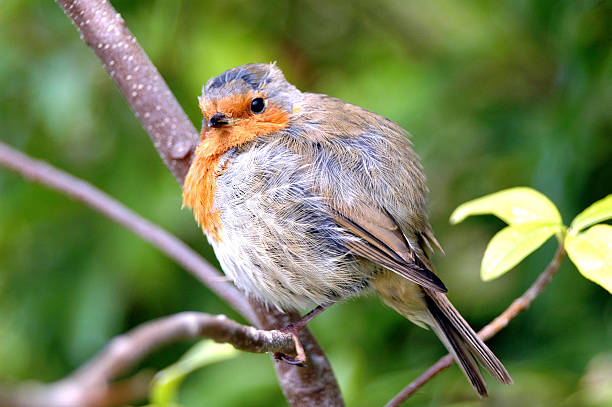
[208,112,241,128]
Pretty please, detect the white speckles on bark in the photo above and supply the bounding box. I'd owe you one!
[170,140,192,160]
[58,0,197,182]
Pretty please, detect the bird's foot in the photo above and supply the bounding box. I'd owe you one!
[273,303,332,367]
[274,323,307,366]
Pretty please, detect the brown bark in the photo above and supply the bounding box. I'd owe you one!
[0,312,299,407]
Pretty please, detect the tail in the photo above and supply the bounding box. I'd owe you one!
[423,289,513,396]
[373,272,512,397]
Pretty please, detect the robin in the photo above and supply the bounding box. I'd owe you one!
[183,63,512,396]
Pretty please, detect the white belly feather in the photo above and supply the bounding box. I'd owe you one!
[209,141,372,310]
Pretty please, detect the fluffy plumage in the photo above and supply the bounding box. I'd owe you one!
[183,63,512,396]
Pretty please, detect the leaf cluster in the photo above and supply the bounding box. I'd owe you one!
[451,188,612,293]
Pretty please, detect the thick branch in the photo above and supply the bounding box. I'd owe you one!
[56,0,197,182]
[386,244,567,406]
[253,302,346,407]
[0,312,296,407]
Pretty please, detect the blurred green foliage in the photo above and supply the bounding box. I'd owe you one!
[0,0,611,406]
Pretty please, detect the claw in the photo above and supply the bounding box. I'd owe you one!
[272,303,332,367]
[275,328,307,366]
[274,351,306,367]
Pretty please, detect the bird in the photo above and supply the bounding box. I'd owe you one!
[182,62,512,396]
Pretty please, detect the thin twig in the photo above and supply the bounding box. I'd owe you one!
[0,312,296,407]
[386,244,566,407]
[0,371,153,407]
[0,141,256,325]
[71,312,295,386]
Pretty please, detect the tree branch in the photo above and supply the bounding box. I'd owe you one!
[0,312,296,407]
[56,0,197,182]
[0,372,153,407]
[386,244,567,406]
[71,312,295,386]
[0,141,256,325]
[253,302,346,407]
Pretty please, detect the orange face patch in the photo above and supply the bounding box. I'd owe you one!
[183,92,291,241]
[199,91,290,150]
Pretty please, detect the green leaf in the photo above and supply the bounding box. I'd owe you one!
[565,224,612,294]
[481,222,560,281]
[450,187,562,226]
[570,194,612,233]
[150,340,238,407]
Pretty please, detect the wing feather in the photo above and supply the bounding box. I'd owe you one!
[332,207,447,293]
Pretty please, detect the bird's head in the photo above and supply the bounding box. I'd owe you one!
[183,63,303,239]
[197,63,303,155]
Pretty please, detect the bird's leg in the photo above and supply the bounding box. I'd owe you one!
[274,303,332,366]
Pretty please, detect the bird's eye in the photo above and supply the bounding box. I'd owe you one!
[250,97,266,114]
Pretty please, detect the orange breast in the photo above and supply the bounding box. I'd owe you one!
[182,142,225,241]
[182,96,291,242]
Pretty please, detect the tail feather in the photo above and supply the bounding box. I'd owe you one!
[424,289,513,392]
[372,270,512,396]
[426,293,489,396]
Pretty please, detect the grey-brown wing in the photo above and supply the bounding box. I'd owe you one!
[331,206,447,293]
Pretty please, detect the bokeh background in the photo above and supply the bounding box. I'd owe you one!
[1,1,611,406]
